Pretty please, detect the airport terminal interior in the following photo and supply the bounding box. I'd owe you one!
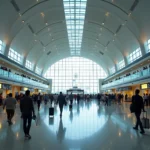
[0,0,150,149]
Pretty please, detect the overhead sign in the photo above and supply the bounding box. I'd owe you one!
[117,87,132,91]
[2,84,11,90]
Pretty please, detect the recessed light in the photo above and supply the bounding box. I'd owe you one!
[22,20,25,23]
[102,22,105,25]
[128,12,132,17]
[19,13,22,17]
[45,22,48,26]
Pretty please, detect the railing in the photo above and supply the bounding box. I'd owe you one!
[102,69,150,89]
[0,69,49,89]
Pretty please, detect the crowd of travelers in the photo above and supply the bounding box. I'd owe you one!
[0,89,149,140]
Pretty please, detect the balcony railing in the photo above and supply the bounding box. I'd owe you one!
[0,69,48,89]
[102,69,150,89]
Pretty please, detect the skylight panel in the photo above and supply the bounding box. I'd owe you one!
[63,0,87,56]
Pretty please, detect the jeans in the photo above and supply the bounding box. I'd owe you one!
[135,112,144,132]
[23,114,32,135]
[6,109,14,122]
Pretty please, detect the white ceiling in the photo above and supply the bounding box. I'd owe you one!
[0,0,150,76]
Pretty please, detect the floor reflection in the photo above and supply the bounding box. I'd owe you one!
[0,100,149,150]
[56,119,66,143]
[43,101,108,140]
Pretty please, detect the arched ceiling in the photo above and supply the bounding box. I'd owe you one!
[0,0,150,76]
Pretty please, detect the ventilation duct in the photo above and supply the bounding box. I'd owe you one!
[116,25,122,33]
[99,51,104,55]
[106,41,110,46]
[40,41,44,46]
[28,24,35,34]
[47,51,51,55]
[11,0,20,12]
[130,0,139,11]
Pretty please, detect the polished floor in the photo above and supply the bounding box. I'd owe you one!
[0,100,150,150]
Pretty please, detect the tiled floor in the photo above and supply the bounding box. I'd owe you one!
[0,100,150,150]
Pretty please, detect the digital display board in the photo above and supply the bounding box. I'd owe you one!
[141,84,148,89]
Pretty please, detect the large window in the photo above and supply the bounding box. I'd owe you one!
[118,60,125,70]
[109,67,115,74]
[25,60,33,70]
[148,39,150,53]
[128,48,142,63]
[44,57,107,94]
[35,67,42,75]
[8,48,23,64]
[0,40,3,54]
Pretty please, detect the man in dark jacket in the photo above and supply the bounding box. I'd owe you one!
[20,90,35,139]
[132,89,145,134]
[57,92,66,118]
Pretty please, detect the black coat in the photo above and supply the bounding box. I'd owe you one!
[132,95,144,113]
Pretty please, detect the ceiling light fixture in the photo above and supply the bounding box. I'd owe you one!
[102,22,105,25]
[22,20,25,23]
[128,12,132,17]
[18,13,22,17]
[45,22,48,26]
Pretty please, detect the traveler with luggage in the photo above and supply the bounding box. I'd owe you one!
[3,93,17,125]
[57,92,66,118]
[132,89,145,134]
[20,90,35,139]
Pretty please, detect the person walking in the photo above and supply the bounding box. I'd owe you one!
[3,93,17,125]
[69,92,73,105]
[20,90,35,139]
[37,93,41,111]
[77,94,80,105]
[132,89,145,134]
[57,92,66,118]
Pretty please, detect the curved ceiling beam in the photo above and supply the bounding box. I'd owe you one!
[26,37,69,63]
[86,5,143,55]
[21,0,49,15]
[36,21,65,35]
[100,0,128,15]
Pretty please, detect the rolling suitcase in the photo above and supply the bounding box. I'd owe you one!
[49,107,54,117]
[142,111,150,129]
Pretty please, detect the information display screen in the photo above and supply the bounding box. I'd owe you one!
[141,84,148,89]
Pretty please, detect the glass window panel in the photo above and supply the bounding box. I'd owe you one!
[44,57,107,94]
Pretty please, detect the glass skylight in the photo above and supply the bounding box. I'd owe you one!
[63,0,87,55]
